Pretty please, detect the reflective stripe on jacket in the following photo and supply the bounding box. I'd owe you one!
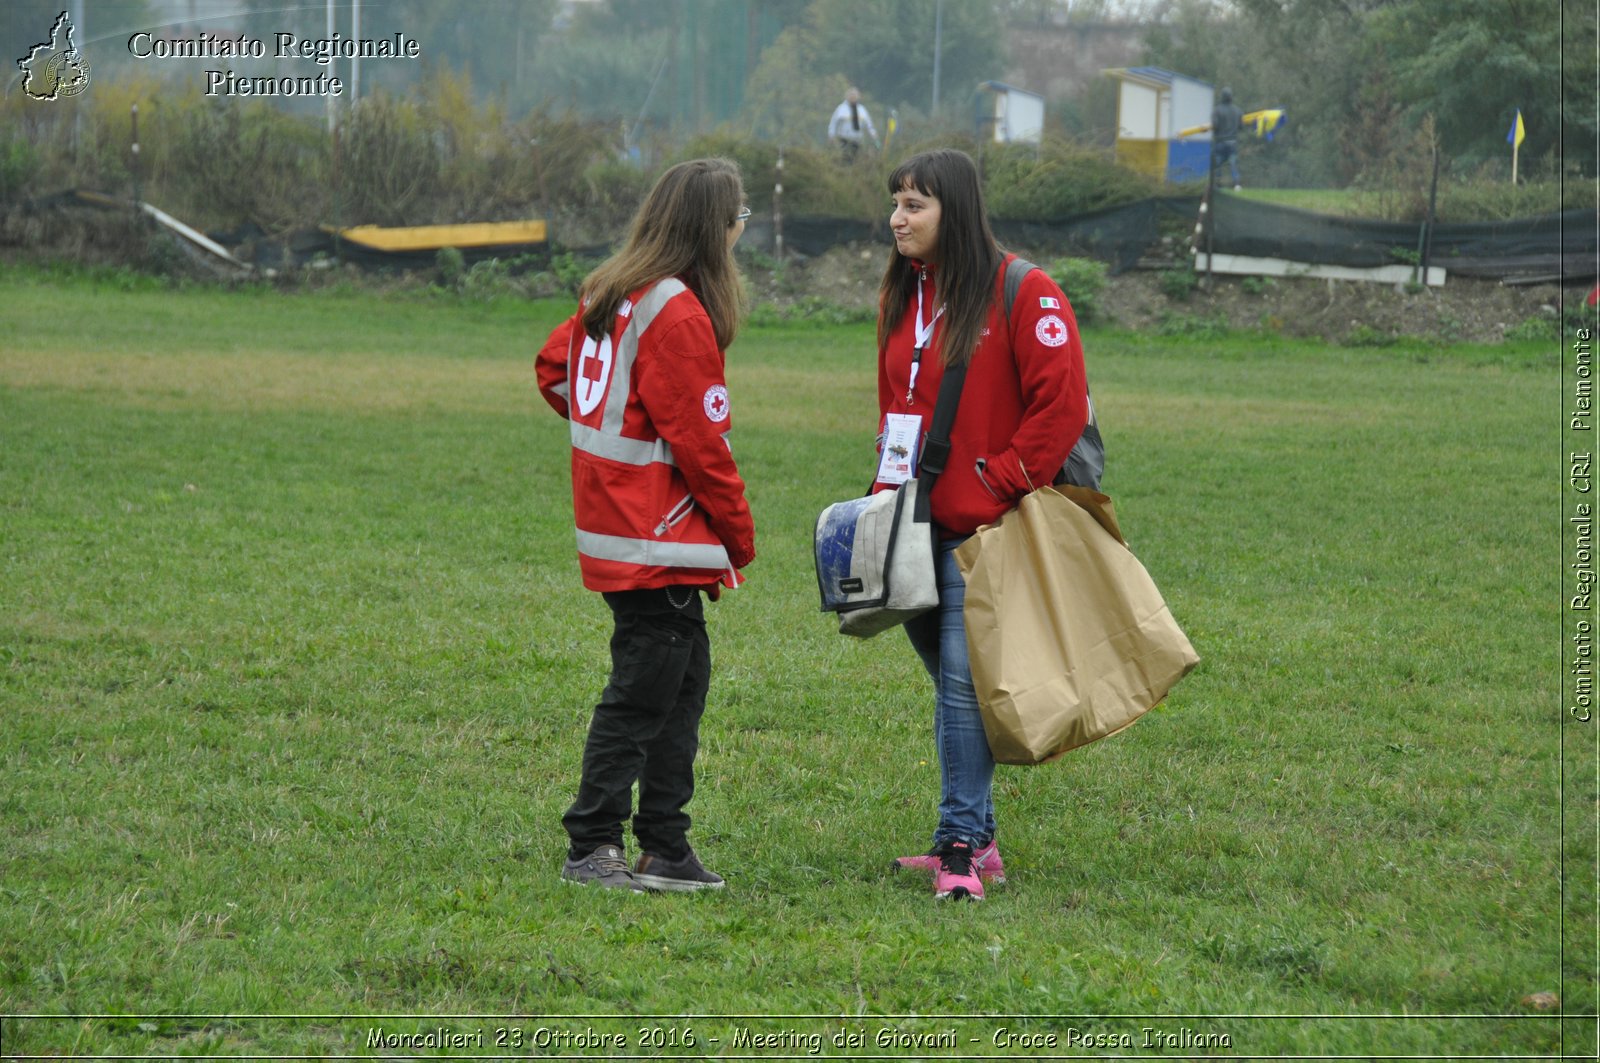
[537,278,755,593]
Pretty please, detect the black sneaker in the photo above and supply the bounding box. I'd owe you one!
[561,845,644,892]
[633,849,725,892]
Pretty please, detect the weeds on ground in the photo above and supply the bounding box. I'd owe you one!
[1159,265,1199,301]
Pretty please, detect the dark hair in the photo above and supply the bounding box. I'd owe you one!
[581,157,748,350]
[876,149,1003,367]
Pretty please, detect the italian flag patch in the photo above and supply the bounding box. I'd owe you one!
[1039,296,1061,309]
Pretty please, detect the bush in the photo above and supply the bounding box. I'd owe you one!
[736,126,982,221]
[340,92,437,227]
[6,63,1585,274]
[1504,316,1555,343]
[547,251,601,296]
[983,137,1161,220]
[1435,174,1594,222]
[1159,265,1199,302]
[580,158,653,218]
[1343,324,1398,347]
[770,142,889,220]
[166,97,331,232]
[0,138,38,202]
[518,107,619,214]
[459,257,518,302]
[1566,300,1595,335]
[1352,113,1592,222]
[680,134,780,210]
[435,247,466,289]
[144,231,186,276]
[1045,257,1108,324]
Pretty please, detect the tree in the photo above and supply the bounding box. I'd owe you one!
[379,0,559,99]
[741,0,1009,146]
[523,0,803,134]
[1367,0,1576,173]
[223,0,557,103]
[1139,0,1385,186]
[741,24,850,142]
[1560,0,1599,178]
[805,0,1006,118]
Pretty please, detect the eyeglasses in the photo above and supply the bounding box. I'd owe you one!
[735,207,752,223]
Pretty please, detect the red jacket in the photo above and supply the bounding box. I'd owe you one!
[537,278,755,593]
[874,255,1088,535]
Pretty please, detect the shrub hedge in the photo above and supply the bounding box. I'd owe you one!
[1,71,1589,245]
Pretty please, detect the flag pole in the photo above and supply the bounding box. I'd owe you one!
[1509,108,1522,186]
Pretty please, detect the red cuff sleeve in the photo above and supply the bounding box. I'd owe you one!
[536,315,578,418]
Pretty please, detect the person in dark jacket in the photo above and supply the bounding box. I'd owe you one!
[1212,86,1244,190]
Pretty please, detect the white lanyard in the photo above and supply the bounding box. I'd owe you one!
[907,273,944,404]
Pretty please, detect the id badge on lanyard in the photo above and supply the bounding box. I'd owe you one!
[881,277,937,483]
[876,413,922,484]
[907,280,943,405]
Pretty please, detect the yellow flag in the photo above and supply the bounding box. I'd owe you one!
[1507,109,1525,149]
[1243,108,1286,140]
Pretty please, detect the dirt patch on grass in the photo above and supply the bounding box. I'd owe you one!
[749,242,1577,345]
[1098,269,1569,345]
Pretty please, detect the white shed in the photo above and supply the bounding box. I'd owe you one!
[976,81,1046,145]
[1103,66,1214,182]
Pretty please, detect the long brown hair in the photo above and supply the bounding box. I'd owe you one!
[877,149,1004,367]
[580,157,748,350]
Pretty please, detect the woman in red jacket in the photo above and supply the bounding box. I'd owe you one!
[537,158,755,893]
[877,149,1089,901]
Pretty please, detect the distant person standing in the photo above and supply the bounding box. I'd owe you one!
[1211,86,1243,190]
[829,87,879,162]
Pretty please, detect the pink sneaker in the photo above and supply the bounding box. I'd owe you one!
[933,841,984,901]
[894,839,1006,883]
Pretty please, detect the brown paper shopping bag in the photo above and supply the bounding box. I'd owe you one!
[955,485,1199,765]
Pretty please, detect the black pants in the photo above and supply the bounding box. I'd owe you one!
[562,586,711,861]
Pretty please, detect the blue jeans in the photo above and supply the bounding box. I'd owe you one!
[1214,139,1240,185]
[903,537,996,849]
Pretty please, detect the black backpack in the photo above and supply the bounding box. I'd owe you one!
[1002,256,1105,490]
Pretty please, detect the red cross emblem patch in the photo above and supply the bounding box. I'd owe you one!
[1035,314,1069,348]
[703,384,730,423]
[573,334,614,416]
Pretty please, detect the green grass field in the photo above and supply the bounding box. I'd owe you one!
[0,265,1588,1058]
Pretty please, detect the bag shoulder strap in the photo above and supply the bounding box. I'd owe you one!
[1004,254,1096,411]
[909,361,965,521]
[918,360,966,486]
[1002,255,1037,327]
